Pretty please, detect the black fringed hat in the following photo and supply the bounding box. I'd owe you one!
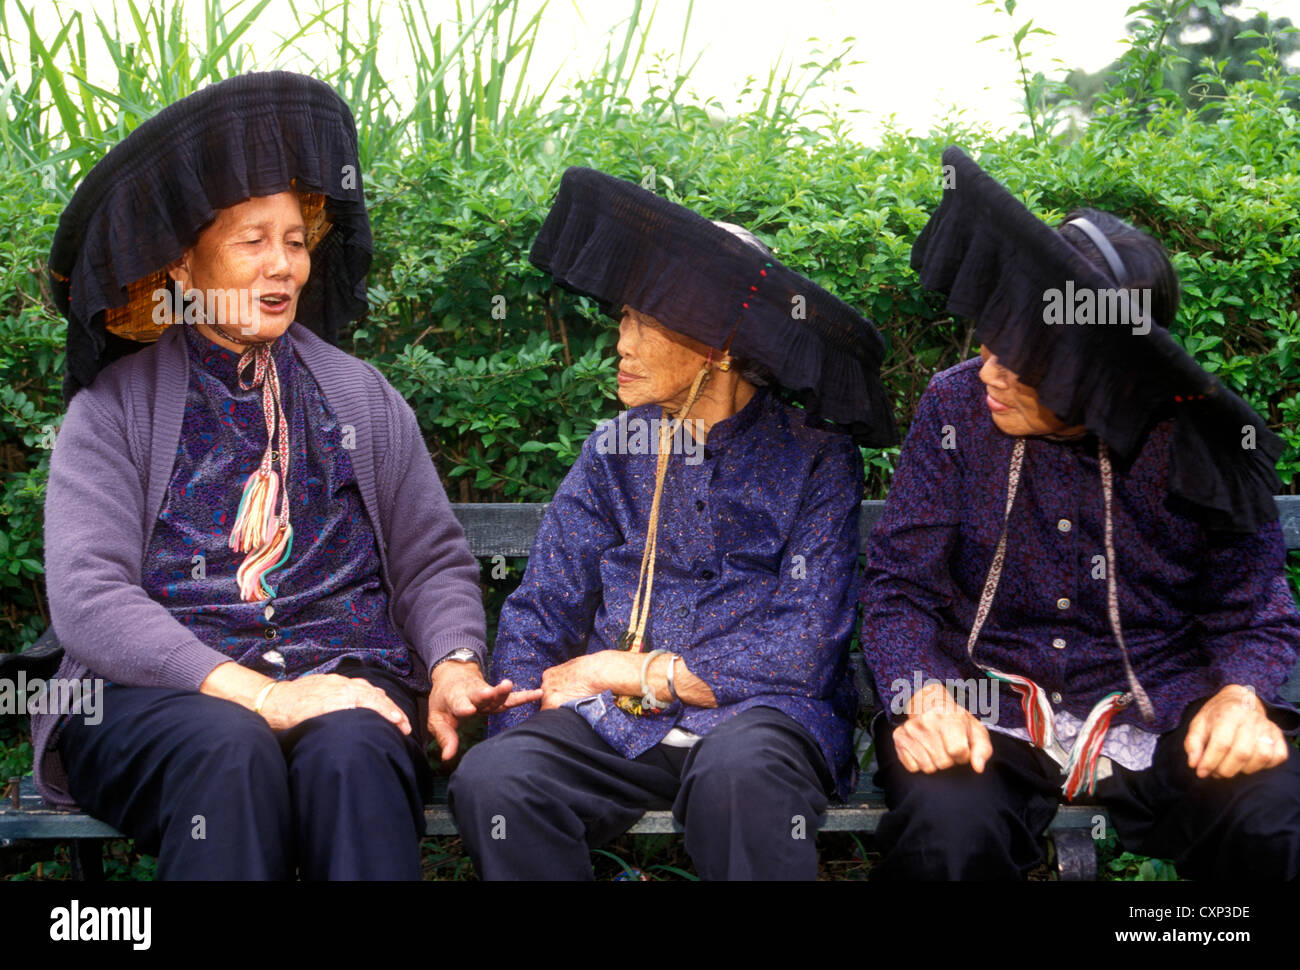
[911,146,1283,534]
[49,71,372,401]
[528,166,899,447]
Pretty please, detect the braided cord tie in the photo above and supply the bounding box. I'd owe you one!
[1098,440,1155,723]
[614,362,712,715]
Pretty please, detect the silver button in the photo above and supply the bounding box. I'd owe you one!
[264,604,275,620]
[1057,518,1071,533]
[1056,597,1070,610]
[1050,691,1063,704]
[1052,638,1066,650]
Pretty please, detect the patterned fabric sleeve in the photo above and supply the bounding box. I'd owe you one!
[376,377,489,675]
[487,436,622,734]
[860,375,972,721]
[45,385,230,688]
[1195,521,1300,703]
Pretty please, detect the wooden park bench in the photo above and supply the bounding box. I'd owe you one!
[3,496,1299,880]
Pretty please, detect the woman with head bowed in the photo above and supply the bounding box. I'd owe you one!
[35,71,537,879]
[448,166,898,880]
[861,146,1300,880]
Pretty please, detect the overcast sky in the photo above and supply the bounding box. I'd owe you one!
[23,0,1300,139]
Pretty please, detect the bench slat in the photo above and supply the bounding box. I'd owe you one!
[453,502,551,558]
[2,776,1106,841]
[447,497,1300,555]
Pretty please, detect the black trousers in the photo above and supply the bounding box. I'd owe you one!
[448,705,835,880]
[58,661,431,880]
[870,702,1300,880]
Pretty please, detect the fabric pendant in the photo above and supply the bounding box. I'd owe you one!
[616,629,651,653]
[614,630,653,714]
[614,692,647,716]
[988,670,1056,750]
[227,343,293,602]
[1061,692,1127,800]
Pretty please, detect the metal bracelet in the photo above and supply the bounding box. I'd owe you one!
[253,680,278,715]
[666,653,680,703]
[640,649,668,711]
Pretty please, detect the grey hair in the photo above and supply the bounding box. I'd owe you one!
[712,220,776,387]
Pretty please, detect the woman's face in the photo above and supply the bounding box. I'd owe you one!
[978,346,1087,438]
[615,306,714,409]
[167,191,310,348]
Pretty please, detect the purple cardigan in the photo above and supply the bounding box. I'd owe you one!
[33,322,486,808]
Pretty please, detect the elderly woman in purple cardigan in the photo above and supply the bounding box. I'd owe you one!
[32,72,537,880]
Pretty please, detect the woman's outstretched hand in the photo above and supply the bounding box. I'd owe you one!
[427,659,542,761]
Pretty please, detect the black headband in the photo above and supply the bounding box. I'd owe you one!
[1064,217,1128,285]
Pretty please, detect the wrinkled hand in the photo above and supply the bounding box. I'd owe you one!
[539,651,626,711]
[260,673,411,734]
[892,681,993,774]
[1186,684,1288,779]
[427,660,542,761]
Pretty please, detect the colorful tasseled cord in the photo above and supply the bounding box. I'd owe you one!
[229,343,294,602]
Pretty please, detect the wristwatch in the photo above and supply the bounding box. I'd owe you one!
[432,647,484,676]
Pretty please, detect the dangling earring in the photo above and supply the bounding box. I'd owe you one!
[717,356,732,372]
